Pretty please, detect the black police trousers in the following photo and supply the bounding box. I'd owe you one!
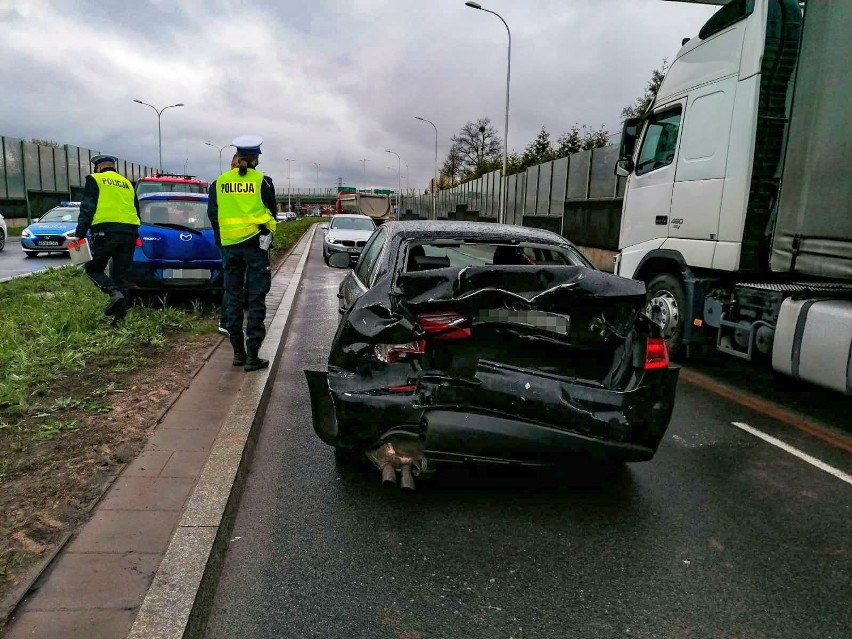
[85,232,136,299]
[221,239,271,349]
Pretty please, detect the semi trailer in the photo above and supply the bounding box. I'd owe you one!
[614,0,851,394]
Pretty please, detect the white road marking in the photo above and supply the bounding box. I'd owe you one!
[731,422,852,487]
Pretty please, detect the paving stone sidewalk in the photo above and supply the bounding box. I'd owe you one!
[4,231,312,639]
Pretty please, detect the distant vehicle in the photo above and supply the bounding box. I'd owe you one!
[131,193,222,292]
[136,173,208,197]
[299,204,309,215]
[276,211,297,222]
[335,192,391,225]
[321,214,376,265]
[20,202,80,257]
[0,210,6,252]
[307,221,678,488]
[320,205,331,217]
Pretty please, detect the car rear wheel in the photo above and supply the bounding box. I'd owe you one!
[23,250,39,258]
[645,273,686,357]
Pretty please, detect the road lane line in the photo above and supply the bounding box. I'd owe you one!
[731,421,852,487]
[682,368,852,454]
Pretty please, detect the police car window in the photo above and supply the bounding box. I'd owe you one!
[354,228,386,286]
[40,208,79,222]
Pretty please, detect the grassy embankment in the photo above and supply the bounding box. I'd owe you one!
[0,217,318,591]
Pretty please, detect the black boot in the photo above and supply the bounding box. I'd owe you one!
[244,345,269,372]
[104,290,126,317]
[230,338,247,367]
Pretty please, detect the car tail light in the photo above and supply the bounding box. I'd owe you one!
[374,340,425,364]
[417,311,471,340]
[135,237,143,247]
[644,337,669,370]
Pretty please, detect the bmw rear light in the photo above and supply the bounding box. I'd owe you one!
[417,311,471,340]
[374,340,425,364]
[644,337,669,370]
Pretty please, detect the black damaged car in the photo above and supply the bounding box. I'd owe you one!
[306,221,678,490]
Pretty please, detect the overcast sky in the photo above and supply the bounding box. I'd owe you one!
[0,0,716,192]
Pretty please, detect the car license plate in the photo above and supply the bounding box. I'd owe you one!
[163,269,211,279]
[37,241,60,247]
[476,309,570,335]
[347,247,360,253]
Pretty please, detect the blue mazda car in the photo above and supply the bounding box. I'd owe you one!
[20,202,81,257]
[131,193,222,293]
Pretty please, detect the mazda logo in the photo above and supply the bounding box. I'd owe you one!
[179,233,193,242]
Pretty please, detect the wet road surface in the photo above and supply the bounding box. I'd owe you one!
[206,232,851,638]
[0,237,69,280]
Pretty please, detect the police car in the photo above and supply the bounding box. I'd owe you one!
[20,202,81,257]
[131,192,222,292]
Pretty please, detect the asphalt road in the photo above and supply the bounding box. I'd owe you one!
[207,232,850,638]
[0,237,69,280]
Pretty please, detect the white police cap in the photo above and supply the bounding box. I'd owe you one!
[231,135,263,155]
[91,154,118,166]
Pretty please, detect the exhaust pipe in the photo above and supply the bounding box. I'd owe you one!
[400,464,415,493]
[381,463,397,487]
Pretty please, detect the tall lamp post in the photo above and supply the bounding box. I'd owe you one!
[385,149,401,215]
[312,162,320,191]
[414,116,438,219]
[464,1,511,224]
[204,141,227,175]
[133,99,184,170]
[286,159,296,212]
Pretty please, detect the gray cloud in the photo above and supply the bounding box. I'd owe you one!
[0,0,715,191]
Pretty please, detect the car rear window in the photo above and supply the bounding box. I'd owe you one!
[137,182,206,196]
[402,241,591,272]
[140,200,211,230]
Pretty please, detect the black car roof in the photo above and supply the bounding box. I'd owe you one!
[380,221,570,245]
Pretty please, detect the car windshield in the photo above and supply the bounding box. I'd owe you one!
[137,182,206,196]
[402,240,592,271]
[330,217,374,231]
[39,208,79,222]
[140,200,211,230]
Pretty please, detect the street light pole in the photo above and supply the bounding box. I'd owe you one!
[312,162,320,191]
[465,1,511,224]
[286,159,296,211]
[359,158,370,191]
[414,116,438,219]
[133,99,185,170]
[204,141,227,175]
[385,149,401,215]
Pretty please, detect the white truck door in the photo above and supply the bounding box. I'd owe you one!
[618,105,685,254]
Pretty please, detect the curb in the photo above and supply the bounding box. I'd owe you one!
[127,224,318,638]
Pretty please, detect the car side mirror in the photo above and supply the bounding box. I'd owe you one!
[320,224,328,231]
[328,252,351,269]
[615,158,635,177]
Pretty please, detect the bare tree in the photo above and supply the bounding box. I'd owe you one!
[440,144,464,188]
[451,118,502,178]
[30,138,61,148]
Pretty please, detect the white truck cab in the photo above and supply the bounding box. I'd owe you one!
[613,0,852,394]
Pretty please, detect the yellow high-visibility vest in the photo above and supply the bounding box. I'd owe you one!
[216,169,275,246]
[90,171,139,226]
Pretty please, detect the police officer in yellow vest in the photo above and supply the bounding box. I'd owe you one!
[207,136,277,371]
[75,154,141,321]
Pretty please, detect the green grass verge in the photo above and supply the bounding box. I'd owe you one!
[0,267,217,422]
[271,216,321,261]
[6,226,26,237]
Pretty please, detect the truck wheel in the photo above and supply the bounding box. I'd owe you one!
[645,273,686,357]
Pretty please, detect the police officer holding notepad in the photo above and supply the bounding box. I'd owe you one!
[207,136,277,372]
[75,154,141,322]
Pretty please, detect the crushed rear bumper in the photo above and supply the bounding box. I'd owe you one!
[305,364,678,464]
